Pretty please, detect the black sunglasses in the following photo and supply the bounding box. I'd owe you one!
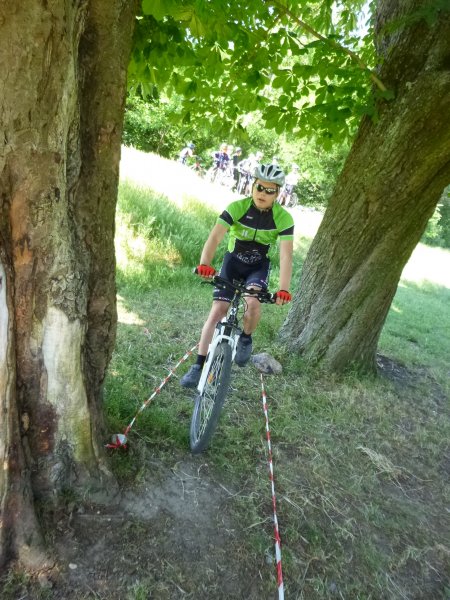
[255,183,278,195]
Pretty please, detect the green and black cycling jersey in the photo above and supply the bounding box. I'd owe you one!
[217,197,294,264]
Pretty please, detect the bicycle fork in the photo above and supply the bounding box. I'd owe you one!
[196,320,241,394]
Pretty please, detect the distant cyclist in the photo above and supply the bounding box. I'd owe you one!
[237,151,263,195]
[179,143,195,165]
[231,147,243,191]
[279,163,300,206]
[250,150,263,172]
[213,143,230,171]
[181,163,294,388]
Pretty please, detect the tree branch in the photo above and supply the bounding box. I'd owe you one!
[267,0,388,93]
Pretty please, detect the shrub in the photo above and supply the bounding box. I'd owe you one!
[421,186,450,249]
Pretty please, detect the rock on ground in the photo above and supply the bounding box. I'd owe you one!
[251,353,282,375]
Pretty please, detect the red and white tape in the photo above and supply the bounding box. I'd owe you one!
[106,343,198,449]
[260,373,284,600]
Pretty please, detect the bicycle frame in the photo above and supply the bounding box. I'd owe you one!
[197,286,242,393]
[196,276,274,393]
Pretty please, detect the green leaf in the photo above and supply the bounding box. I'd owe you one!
[171,5,193,21]
[279,94,292,109]
[142,0,193,21]
[189,13,206,37]
[272,76,286,89]
[142,0,165,20]
[246,70,261,87]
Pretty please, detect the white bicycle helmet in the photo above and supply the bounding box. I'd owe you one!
[254,163,285,186]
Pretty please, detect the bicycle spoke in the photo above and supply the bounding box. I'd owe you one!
[190,341,232,453]
[196,351,225,437]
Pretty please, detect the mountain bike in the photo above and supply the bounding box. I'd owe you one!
[206,163,228,185]
[278,184,298,207]
[190,276,276,454]
[190,159,206,178]
[237,169,253,196]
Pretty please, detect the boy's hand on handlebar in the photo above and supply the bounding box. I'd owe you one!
[275,290,292,305]
[195,264,216,278]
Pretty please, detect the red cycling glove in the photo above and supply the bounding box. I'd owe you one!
[276,290,292,303]
[196,264,216,278]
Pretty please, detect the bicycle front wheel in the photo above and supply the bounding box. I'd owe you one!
[190,341,232,454]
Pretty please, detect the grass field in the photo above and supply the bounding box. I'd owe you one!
[103,147,450,599]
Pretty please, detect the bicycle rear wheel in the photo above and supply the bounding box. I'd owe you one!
[190,341,232,454]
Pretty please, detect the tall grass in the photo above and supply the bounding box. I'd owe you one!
[116,181,225,292]
[104,154,450,600]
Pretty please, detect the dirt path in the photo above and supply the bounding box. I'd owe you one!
[43,457,272,599]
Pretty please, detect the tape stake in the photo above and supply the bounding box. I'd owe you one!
[106,343,198,449]
[260,373,284,600]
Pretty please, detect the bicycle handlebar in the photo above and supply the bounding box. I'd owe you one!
[201,274,276,304]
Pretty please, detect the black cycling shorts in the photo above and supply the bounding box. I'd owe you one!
[213,251,271,302]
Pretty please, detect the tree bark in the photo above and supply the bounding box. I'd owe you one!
[282,1,450,371]
[0,0,137,569]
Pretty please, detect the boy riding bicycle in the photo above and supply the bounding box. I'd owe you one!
[181,163,294,388]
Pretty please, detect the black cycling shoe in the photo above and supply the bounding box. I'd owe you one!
[180,364,202,388]
[234,337,252,367]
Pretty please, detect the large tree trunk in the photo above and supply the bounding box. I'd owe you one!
[282,1,450,371]
[0,0,137,569]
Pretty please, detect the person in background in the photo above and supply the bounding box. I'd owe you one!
[179,143,195,164]
[279,163,300,206]
[237,150,263,195]
[213,143,230,171]
[231,147,243,191]
[253,151,264,169]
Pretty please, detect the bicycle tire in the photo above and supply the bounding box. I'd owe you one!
[190,341,232,454]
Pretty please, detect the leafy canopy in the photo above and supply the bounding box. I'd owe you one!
[130,0,383,145]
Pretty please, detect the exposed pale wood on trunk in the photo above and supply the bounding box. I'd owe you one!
[0,0,137,569]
